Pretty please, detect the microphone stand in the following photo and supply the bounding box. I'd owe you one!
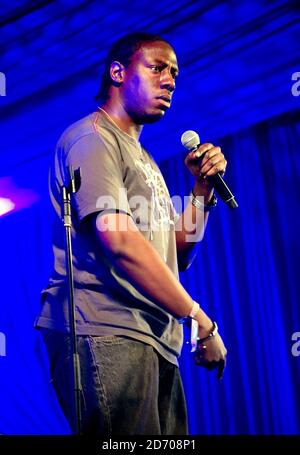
[61,166,82,435]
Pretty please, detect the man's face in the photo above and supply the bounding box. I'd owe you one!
[120,41,178,124]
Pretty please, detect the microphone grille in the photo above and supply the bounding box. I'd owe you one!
[181,130,200,151]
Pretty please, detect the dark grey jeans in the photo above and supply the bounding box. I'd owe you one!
[42,330,188,435]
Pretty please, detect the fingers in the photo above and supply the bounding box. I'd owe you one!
[193,339,226,379]
[193,344,207,365]
[194,143,214,159]
[194,357,226,379]
[217,358,226,380]
[185,143,214,164]
[200,146,227,177]
[185,143,227,179]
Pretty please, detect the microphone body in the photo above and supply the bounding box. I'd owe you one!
[208,172,238,209]
[181,130,238,209]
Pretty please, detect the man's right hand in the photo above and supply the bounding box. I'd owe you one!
[193,332,227,380]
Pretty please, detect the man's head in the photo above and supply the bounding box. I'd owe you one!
[97,32,178,124]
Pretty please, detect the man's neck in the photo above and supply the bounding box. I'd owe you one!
[100,101,143,141]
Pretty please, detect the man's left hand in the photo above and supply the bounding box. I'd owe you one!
[184,143,227,190]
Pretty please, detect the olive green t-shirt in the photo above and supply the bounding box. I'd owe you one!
[35,109,183,366]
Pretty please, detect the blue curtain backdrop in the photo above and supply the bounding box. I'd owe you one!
[161,110,300,434]
[0,109,299,435]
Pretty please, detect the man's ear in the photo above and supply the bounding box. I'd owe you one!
[110,61,125,85]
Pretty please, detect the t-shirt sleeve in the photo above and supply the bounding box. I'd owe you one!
[62,132,132,222]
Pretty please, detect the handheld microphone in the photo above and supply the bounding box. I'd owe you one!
[181,130,238,209]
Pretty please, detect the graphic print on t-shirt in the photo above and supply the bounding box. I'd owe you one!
[134,160,175,231]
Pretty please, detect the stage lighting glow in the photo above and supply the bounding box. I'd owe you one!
[0,197,15,216]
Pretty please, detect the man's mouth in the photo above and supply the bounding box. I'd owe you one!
[156,96,172,110]
[157,95,172,103]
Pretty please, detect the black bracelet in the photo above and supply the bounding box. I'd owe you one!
[197,321,218,344]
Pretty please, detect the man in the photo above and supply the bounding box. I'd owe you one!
[35,32,227,435]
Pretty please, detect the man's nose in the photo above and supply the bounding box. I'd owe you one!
[161,69,176,92]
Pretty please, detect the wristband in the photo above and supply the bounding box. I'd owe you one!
[197,321,218,344]
[178,300,200,324]
[189,300,200,319]
[189,191,218,212]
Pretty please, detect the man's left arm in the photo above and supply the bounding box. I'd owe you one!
[175,142,227,270]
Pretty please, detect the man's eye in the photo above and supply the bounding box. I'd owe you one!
[151,66,161,72]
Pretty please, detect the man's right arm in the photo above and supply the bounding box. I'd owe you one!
[92,211,219,342]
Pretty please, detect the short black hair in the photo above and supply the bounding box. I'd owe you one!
[96,32,174,102]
